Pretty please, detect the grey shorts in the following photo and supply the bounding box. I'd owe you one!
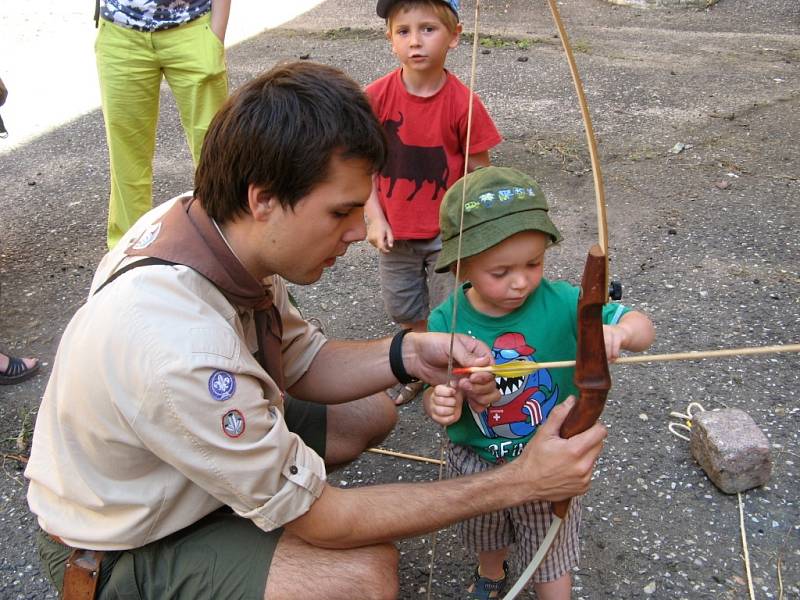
[446,442,581,583]
[379,237,456,324]
[37,396,327,599]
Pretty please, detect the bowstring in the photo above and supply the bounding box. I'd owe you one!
[426,1,482,598]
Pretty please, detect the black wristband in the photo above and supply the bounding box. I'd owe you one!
[389,329,418,384]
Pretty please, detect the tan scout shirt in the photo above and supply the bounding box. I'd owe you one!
[26,198,328,550]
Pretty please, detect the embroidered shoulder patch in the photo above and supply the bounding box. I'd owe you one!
[208,370,236,401]
[131,222,162,250]
[222,409,246,438]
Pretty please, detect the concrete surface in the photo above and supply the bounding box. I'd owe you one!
[0,0,798,598]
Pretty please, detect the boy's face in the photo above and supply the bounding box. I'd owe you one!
[388,5,461,77]
[461,231,549,317]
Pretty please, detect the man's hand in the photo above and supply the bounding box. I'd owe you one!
[403,332,494,386]
[512,396,607,502]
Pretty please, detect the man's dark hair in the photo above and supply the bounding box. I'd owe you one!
[196,62,387,223]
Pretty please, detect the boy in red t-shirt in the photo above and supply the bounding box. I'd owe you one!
[365,0,502,404]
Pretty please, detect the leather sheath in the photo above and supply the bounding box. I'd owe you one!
[61,544,105,600]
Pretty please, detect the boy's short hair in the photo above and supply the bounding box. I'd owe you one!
[378,0,460,32]
[434,166,563,273]
[195,62,387,224]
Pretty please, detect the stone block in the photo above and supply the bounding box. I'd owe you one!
[689,408,772,494]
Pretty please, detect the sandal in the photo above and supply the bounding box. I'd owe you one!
[388,380,424,406]
[466,561,509,600]
[0,355,40,385]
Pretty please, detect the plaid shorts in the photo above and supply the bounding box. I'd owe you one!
[446,442,582,583]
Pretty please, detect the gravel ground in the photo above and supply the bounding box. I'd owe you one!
[1,1,798,598]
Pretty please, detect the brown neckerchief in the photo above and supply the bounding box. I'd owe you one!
[124,195,285,390]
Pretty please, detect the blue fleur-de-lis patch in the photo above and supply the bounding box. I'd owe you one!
[222,409,245,438]
[208,370,236,401]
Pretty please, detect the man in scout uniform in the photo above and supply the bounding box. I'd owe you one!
[25,62,607,600]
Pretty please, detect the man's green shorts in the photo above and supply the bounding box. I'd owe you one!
[37,396,326,599]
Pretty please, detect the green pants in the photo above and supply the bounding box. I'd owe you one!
[38,510,275,599]
[95,14,228,249]
[37,396,326,599]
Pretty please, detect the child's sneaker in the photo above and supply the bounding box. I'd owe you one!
[466,561,509,599]
[387,380,424,406]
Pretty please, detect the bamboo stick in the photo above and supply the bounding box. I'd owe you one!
[366,447,443,466]
[453,343,800,376]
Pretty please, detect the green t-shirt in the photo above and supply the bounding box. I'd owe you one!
[428,278,629,464]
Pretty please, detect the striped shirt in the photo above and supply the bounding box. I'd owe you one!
[101,0,211,32]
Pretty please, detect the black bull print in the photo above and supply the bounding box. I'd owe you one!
[380,112,449,201]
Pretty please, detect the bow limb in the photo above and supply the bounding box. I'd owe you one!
[547,0,613,516]
[545,0,610,298]
[501,511,563,599]
[544,0,612,519]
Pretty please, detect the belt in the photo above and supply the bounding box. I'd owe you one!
[46,532,105,600]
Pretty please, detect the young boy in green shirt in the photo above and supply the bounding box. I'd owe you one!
[425,166,655,599]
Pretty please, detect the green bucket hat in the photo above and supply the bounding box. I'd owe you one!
[435,166,562,273]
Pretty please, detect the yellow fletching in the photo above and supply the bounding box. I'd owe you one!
[486,361,541,378]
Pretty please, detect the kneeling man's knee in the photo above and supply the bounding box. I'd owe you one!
[359,391,398,448]
[374,392,398,436]
[359,543,400,600]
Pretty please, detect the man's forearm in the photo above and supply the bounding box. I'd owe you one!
[287,463,530,549]
[286,397,606,550]
[289,338,396,403]
[290,331,492,404]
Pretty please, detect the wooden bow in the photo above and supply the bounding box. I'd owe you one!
[427,0,614,596]
[543,0,615,523]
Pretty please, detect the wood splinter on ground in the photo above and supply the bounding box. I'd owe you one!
[1,453,28,465]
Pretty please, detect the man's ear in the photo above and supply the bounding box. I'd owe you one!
[247,184,279,222]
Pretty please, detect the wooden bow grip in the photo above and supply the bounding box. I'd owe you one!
[552,245,611,519]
